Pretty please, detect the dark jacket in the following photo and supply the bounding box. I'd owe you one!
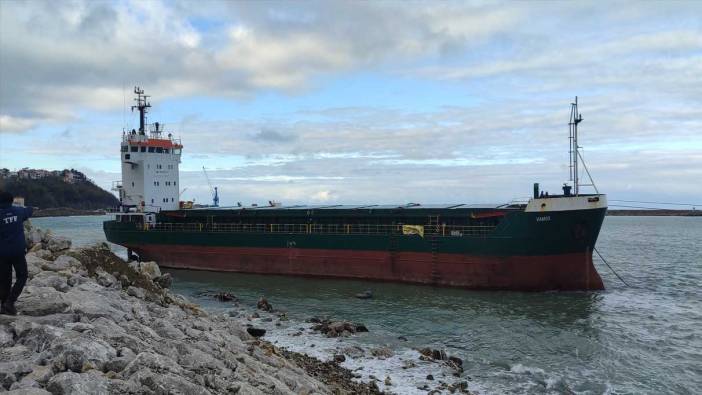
[0,203,33,257]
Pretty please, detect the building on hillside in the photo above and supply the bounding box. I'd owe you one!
[17,168,51,180]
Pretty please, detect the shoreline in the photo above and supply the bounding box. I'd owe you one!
[1,223,471,394]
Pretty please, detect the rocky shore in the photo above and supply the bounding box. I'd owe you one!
[1,224,382,394]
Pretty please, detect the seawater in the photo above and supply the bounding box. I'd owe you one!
[32,215,702,394]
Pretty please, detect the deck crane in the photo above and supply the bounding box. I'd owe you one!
[202,166,219,207]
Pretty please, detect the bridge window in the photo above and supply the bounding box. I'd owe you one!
[164,148,170,154]
[140,146,146,152]
[148,147,155,153]
[121,146,128,152]
[156,147,163,153]
[130,146,138,152]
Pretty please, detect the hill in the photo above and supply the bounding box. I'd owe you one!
[0,168,119,210]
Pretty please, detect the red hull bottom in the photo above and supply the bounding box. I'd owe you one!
[128,245,605,291]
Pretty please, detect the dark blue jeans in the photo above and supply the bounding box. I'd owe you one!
[0,255,27,304]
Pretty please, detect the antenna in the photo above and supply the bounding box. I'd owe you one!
[131,86,151,133]
[568,97,598,195]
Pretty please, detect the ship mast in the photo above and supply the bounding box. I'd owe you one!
[568,96,598,195]
[131,86,151,133]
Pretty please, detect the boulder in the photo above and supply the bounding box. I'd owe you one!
[96,271,117,288]
[28,271,70,292]
[15,286,70,316]
[154,273,172,288]
[46,371,110,395]
[6,389,52,395]
[246,327,266,338]
[370,347,394,359]
[139,261,161,280]
[50,336,117,373]
[0,324,14,347]
[257,297,273,312]
[43,255,81,272]
[46,237,72,253]
[0,361,33,390]
[126,286,145,299]
[32,249,53,261]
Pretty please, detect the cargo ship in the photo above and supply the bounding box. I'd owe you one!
[104,88,607,291]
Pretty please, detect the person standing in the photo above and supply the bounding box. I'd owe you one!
[0,191,33,315]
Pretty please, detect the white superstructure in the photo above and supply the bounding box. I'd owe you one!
[115,87,182,212]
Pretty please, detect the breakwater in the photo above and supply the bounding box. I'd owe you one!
[1,225,396,394]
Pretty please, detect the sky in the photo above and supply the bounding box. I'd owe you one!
[1,0,701,208]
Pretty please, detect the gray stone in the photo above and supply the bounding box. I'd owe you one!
[139,261,161,280]
[126,286,145,299]
[152,319,185,340]
[0,361,33,390]
[15,287,70,316]
[46,237,72,253]
[42,255,80,272]
[0,324,14,347]
[5,389,52,395]
[46,371,109,395]
[50,336,117,373]
[33,249,53,261]
[154,273,172,288]
[63,322,94,333]
[96,271,117,288]
[28,271,70,292]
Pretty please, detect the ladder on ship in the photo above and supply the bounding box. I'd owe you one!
[428,215,441,284]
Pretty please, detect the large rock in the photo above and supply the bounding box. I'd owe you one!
[28,271,70,292]
[51,335,117,373]
[46,237,72,253]
[15,286,70,316]
[42,255,81,273]
[6,389,52,395]
[46,371,110,395]
[0,361,33,390]
[138,261,161,280]
[0,324,14,347]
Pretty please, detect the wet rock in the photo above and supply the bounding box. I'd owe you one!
[333,354,346,363]
[370,347,394,359]
[246,327,266,337]
[311,318,369,337]
[448,356,464,369]
[46,237,71,253]
[355,289,373,299]
[257,296,273,312]
[46,371,109,394]
[154,273,172,288]
[384,376,392,386]
[427,374,434,380]
[398,335,408,341]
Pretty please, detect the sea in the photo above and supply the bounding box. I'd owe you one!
[32,215,702,394]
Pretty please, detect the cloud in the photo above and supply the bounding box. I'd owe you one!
[251,128,297,143]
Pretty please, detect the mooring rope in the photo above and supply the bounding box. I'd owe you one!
[594,247,629,287]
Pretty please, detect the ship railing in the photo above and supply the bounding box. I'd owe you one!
[144,222,496,236]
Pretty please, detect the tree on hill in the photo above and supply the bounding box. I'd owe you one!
[0,173,119,209]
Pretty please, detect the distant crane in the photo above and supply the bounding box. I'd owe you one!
[202,166,219,207]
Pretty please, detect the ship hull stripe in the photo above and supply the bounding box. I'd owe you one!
[126,244,604,291]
